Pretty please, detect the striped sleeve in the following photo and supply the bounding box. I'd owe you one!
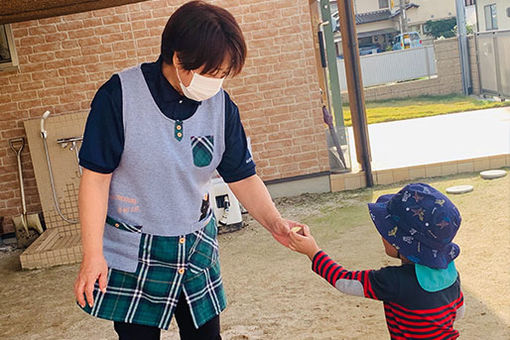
[312,250,399,301]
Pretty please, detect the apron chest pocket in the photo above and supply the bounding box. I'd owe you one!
[191,135,214,167]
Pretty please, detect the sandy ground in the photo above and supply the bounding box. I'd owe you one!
[0,171,509,339]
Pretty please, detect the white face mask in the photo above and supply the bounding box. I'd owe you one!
[176,68,224,102]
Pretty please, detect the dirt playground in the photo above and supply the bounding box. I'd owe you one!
[1,171,509,339]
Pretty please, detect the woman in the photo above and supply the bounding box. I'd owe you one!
[74,1,302,339]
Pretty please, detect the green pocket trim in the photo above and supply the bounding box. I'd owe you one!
[191,135,214,167]
[106,216,142,233]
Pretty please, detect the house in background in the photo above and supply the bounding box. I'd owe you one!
[475,0,510,32]
[330,0,456,53]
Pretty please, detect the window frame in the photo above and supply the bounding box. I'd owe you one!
[0,24,19,71]
[484,4,498,31]
[379,0,390,9]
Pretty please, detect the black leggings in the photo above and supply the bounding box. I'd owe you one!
[113,293,221,340]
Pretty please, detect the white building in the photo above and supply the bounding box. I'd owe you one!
[330,0,457,51]
[475,0,510,32]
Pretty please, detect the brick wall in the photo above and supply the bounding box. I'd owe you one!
[0,0,329,234]
[341,37,476,102]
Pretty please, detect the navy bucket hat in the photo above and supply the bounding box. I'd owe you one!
[368,183,461,269]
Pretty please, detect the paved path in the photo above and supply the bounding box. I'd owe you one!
[347,107,510,170]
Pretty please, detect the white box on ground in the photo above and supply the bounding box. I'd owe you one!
[209,177,243,229]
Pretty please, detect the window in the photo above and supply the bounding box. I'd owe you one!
[409,25,420,33]
[484,4,498,30]
[0,24,19,71]
[379,0,389,9]
[507,7,510,18]
[410,32,420,41]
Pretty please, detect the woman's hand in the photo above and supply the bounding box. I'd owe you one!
[270,218,305,247]
[228,175,306,249]
[289,225,321,260]
[74,254,108,308]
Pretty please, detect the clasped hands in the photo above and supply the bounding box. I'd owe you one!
[270,218,320,259]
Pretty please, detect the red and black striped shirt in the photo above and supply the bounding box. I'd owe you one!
[312,250,464,340]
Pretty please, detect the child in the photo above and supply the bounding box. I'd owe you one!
[289,183,465,339]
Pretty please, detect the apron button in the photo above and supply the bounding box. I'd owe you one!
[179,237,185,244]
[178,268,185,275]
[114,223,119,228]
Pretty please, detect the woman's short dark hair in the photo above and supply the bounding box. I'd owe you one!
[161,1,247,77]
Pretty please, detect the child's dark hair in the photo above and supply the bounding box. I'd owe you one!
[161,0,247,77]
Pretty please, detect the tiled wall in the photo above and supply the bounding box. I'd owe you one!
[23,112,85,230]
[18,113,84,269]
[20,227,82,269]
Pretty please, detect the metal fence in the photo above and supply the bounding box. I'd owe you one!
[476,30,510,98]
[336,46,437,90]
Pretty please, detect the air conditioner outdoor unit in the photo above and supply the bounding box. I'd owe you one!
[209,177,243,232]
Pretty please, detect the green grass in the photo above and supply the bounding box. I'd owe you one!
[341,94,510,126]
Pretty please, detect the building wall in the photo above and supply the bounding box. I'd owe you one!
[353,0,455,22]
[341,37,479,102]
[337,0,456,40]
[406,0,455,26]
[476,0,510,32]
[353,0,388,14]
[0,0,329,233]
[357,20,395,34]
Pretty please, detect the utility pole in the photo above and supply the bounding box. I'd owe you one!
[335,0,373,187]
[318,0,344,128]
[399,0,407,34]
[455,0,471,94]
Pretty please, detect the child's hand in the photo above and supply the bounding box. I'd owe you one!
[289,225,321,260]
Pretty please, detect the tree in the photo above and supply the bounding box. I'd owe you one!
[424,18,457,39]
[454,24,474,35]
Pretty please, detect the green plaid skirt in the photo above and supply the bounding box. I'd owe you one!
[80,217,226,329]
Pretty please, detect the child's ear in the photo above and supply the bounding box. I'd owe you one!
[381,237,399,258]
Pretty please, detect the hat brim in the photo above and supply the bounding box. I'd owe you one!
[368,198,460,269]
[368,197,399,247]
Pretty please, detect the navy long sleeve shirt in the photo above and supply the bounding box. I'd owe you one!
[79,56,255,183]
[312,251,464,339]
